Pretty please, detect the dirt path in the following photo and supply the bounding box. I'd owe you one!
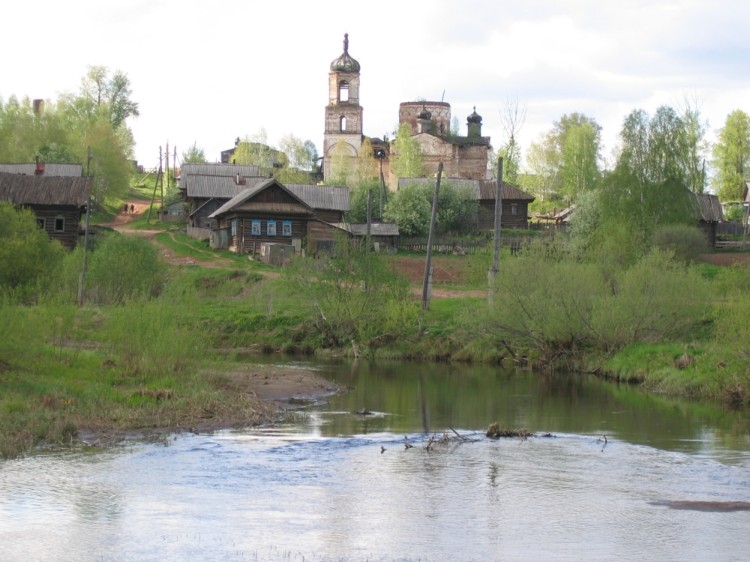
[103,201,237,268]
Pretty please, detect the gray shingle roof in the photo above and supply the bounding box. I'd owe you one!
[0,163,83,177]
[209,180,350,218]
[694,193,724,222]
[398,177,535,201]
[0,172,92,206]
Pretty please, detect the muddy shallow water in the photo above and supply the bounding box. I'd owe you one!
[2,361,749,561]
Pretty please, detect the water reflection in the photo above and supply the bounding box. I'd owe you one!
[1,360,749,561]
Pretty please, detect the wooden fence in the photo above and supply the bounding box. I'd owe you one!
[187,226,211,240]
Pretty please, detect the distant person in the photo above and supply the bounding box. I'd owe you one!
[123,203,129,214]
[130,204,135,214]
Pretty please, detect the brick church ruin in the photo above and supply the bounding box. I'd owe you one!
[322,34,492,190]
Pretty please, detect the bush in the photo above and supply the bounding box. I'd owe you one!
[651,224,709,263]
[0,202,66,300]
[481,250,711,358]
[85,233,165,304]
[285,240,419,352]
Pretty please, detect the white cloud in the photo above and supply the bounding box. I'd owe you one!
[1,0,749,171]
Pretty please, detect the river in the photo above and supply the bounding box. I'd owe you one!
[1,360,749,561]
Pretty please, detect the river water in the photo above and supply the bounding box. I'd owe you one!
[1,361,749,561]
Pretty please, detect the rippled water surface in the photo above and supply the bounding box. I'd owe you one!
[1,361,749,561]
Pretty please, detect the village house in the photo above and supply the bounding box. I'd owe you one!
[0,167,92,249]
[207,178,352,255]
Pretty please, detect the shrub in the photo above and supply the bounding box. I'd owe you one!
[651,224,709,263]
[0,202,66,300]
[85,233,165,304]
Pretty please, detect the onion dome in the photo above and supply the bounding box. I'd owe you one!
[330,33,360,73]
[467,106,483,124]
[418,105,432,120]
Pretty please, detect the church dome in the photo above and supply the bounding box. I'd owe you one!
[467,106,482,124]
[330,33,360,73]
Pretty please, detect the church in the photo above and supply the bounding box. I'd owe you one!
[322,34,492,190]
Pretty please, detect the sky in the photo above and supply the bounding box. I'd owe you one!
[3,0,750,173]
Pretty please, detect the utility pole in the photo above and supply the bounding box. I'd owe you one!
[488,157,503,303]
[147,147,163,224]
[77,147,94,307]
[422,162,443,311]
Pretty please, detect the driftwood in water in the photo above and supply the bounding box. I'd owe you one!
[485,421,533,439]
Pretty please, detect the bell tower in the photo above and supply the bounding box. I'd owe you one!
[323,33,363,183]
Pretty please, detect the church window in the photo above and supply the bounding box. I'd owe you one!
[339,80,349,102]
[340,116,347,132]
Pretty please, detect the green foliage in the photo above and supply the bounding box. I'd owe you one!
[383,183,432,236]
[104,299,206,377]
[480,250,711,357]
[0,66,136,205]
[347,180,387,222]
[0,202,65,298]
[383,181,478,237]
[589,251,711,351]
[651,224,709,263]
[284,240,419,352]
[712,109,750,201]
[390,122,424,179]
[85,233,165,304]
[181,142,207,164]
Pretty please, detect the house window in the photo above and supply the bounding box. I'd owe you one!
[231,219,237,236]
[267,220,277,236]
[54,216,65,232]
[339,80,349,102]
[251,220,261,236]
[37,217,45,229]
[340,116,347,132]
[511,204,518,216]
[282,221,292,237]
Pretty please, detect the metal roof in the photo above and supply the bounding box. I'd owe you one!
[183,174,266,199]
[180,163,261,178]
[285,184,350,212]
[209,180,350,218]
[0,172,92,206]
[0,163,83,177]
[339,222,400,236]
[398,177,535,201]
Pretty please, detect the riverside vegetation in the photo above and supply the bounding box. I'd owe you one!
[1,201,749,458]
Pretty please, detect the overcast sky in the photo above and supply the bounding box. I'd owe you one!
[3,0,750,172]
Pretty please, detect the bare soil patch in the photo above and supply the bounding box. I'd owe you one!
[697,252,750,267]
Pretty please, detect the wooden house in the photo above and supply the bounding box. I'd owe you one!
[208,178,351,255]
[398,177,535,230]
[179,163,265,229]
[0,171,92,249]
[694,192,724,247]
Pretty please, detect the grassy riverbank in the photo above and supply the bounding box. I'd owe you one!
[2,205,750,458]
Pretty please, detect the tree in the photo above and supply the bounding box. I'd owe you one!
[677,98,708,193]
[555,113,602,203]
[525,113,601,203]
[383,184,432,236]
[493,97,526,183]
[356,137,379,185]
[278,134,319,173]
[329,139,354,186]
[181,142,206,164]
[383,181,477,237]
[0,202,65,295]
[231,130,284,175]
[79,66,140,130]
[390,123,424,179]
[712,109,750,201]
[592,107,695,252]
